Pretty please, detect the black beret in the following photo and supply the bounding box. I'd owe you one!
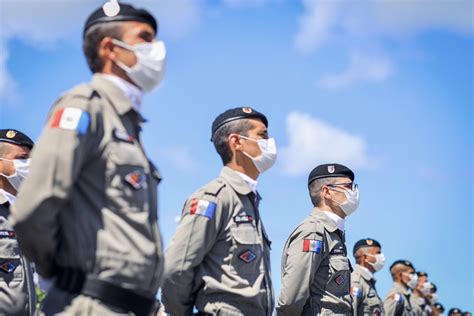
[353,238,381,255]
[434,303,445,312]
[449,308,462,315]
[0,129,34,149]
[417,271,428,278]
[211,107,268,139]
[431,282,437,292]
[84,2,158,36]
[308,163,354,186]
[389,259,415,271]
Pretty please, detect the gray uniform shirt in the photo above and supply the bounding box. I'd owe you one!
[10,74,164,299]
[277,208,352,316]
[383,282,415,316]
[410,295,430,316]
[0,194,36,316]
[351,264,383,316]
[162,167,273,316]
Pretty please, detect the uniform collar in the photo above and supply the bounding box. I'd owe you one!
[322,211,345,231]
[356,264,375,281]
[101,74,143,112]
[91,74,145,121]
[393,281,410,296]
[310,208,339,232]
[234,171,258,193]
[0,189,14,205]
[220,167,253,195]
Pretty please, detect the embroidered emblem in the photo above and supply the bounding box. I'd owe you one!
[303,239,322,253]
[125,170,145,189]
[0,261,16,273]
[6,130,16,139]
[242,107,253,114]
[0,230,15,238]
[334,274,346,285]
[234,213,254,223]
[328,165,335,173]
[239,250,256,263]
[50,107,90,135]
[189,199,217,219]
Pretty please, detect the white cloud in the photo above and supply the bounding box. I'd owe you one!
[318,51,393,89]
[280,112,372,176]
[0,0,202,100]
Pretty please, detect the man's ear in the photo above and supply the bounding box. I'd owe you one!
[228,134,243,152]
[98,37,116,62]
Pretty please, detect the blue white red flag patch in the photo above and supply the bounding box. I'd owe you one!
[234,213,253,223]
[0,230,15,238]
[50,107,90,135]
[392,293,403,303]
[303,239,322,253]
[351,286,361,297]
[190,199,217,219]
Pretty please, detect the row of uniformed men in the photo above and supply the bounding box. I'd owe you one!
[0,2,467,316]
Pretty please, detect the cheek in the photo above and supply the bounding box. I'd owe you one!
[117,50,138,67]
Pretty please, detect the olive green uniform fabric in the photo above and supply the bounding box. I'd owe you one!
[351,264,383,315]
[276,208,352,315]
[10,74,163,314]
[162,167,273,316]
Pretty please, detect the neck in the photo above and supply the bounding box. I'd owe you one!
[226,162,259,180]
[319,203,346,219]
[0,178,16,195]
[101,63,138,88]
[228,152,259,180]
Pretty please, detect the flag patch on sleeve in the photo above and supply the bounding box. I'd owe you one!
[50,107,90,135]
[351,286,361,298]
[189,199,217,219]
[303,239,322,253]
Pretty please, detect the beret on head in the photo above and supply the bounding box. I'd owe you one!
[308,163,354,186]
[389,259,415,271]
[211,107,268,138]
[353,238,381,256]
[0,129,34,149]
[84,2,157,36]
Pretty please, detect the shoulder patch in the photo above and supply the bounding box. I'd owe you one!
[392,293,403,303]
[303,239,322,253]
[189,199,217,219]
[351,286,362,298]
[50,107,90,135]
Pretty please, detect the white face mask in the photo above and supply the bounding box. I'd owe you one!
[329,186,360,216]
[405,272,418,289]
[429,293,437,304]
[0,188,16,204]
[0,158,31,191]
[112,39,167,92]
[239,135,277,173]
[420,281,433,296]
[367,253,386,272]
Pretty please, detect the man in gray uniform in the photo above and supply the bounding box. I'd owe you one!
[277,163,359,315]
[162,107,276,315]
[410,271,432,315]
[351,238,385,316]
[383,260,418,316]
[10,3,166,315]
[0,129,36,315]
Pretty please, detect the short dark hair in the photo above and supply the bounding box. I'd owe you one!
[211,119,253,165]
[308,177,337,207]
[83,22,124,73]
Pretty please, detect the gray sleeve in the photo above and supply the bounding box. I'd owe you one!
[161,193,224,316]
[383,293,403,316]
[350,281,364,316]
[276,224,323,316]
[10,94,100,278]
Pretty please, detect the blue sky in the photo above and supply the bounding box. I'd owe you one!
[1,0,472,312]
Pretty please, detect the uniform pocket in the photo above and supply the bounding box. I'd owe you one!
[325,256,350,297]
[229,224,261,282]
[106,141,149,212]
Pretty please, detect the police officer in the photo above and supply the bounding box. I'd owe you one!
[383,260,417,316]
[448,308,463,316]
[351,238,385,315]
[277,163,359,315]
[162,107,275,315]
[0,129,36,315]
[10,3,166,315]
[411,271,432,315]
[432,302,445,316]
